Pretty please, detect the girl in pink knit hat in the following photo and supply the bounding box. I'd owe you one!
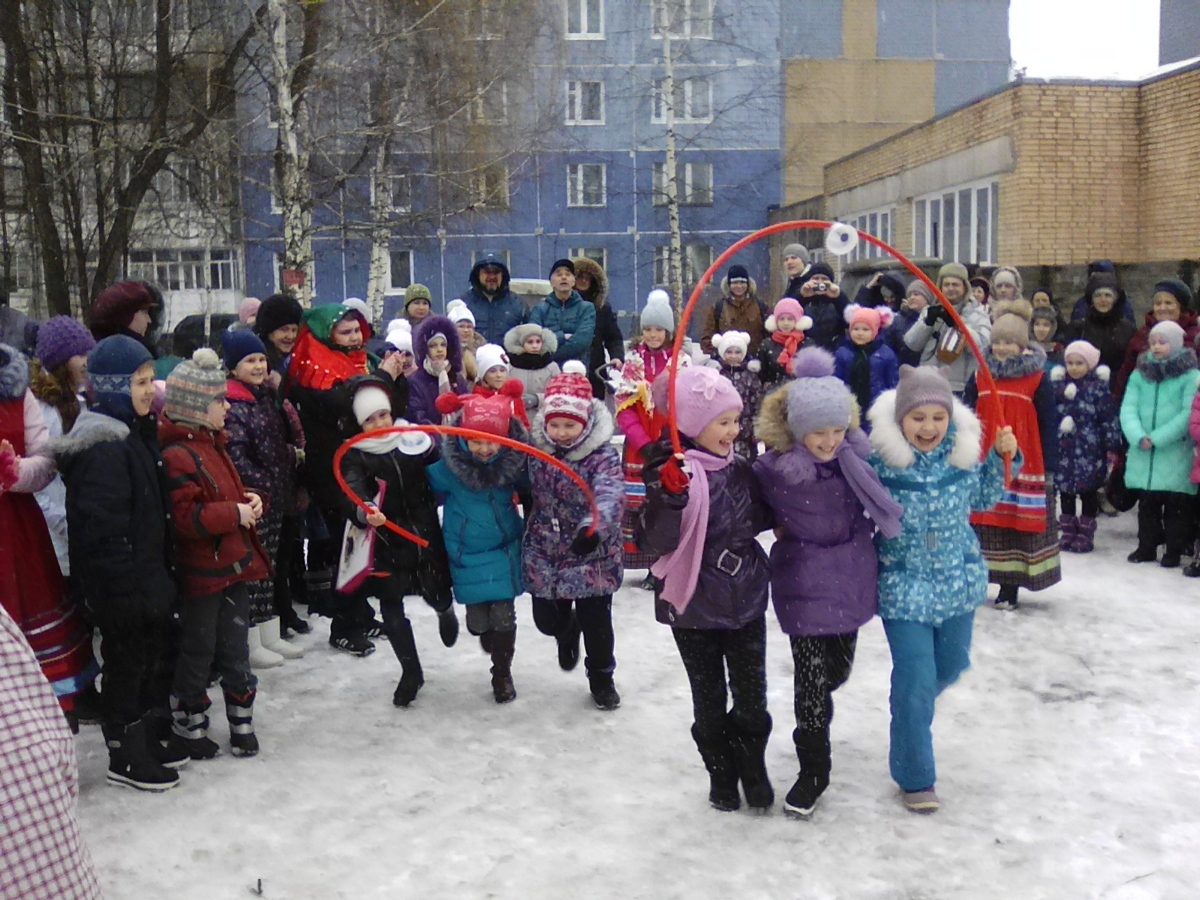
[757,296,812,388]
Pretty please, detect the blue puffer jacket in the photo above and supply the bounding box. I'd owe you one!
[461,253,528,344]
[866,390,1018,626]
[833,337,900,424]
[425,416,529,604]
[529,291,596,365]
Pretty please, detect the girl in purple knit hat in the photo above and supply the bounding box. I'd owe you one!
[636,365,775,813]
[753,347,904,817]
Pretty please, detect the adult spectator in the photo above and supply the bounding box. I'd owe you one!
[573,256,625,399]
[903,263,991,394]
[238,297,261,326]
[789,262,847,352]
[700,264,768,357]
[1071,261,1135,323]
[885,280,932,368]
[1114,279,1198,399]
[969,277,991,309]
[1064,275,1135,392]
[254,292,305,378]
[0,290,30,352]
[88,280,161,355]
[780,243,811,298]
[529,259,595,367]
[852,271,907,311]
[461,251,527,343]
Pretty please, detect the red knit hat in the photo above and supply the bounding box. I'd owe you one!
[542,361,593,425]
[435,391,512,437]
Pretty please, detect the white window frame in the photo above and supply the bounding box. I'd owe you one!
[651,77,713,124]
[565,0,604,39]
[471,163,510,209]
[385,249,414,295]
[371,173,411,213]
[127,248,241,293]
[652,161,713,206]
[911,179,999,264]
[469,81,508,124]
[838,206,895,263]
[570,246,607,270]
[565,80,604,125]
[566,163,606,208]
[653,242,713,286]
[651,0,714,40]
[466,0,504,39]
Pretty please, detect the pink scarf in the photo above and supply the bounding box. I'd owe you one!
[650,448,734,614]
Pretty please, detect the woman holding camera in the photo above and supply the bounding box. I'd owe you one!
[785,263,847,353]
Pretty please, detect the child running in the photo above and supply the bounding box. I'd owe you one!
[868,366,1019,814]
[427,392,528,702]
[753,347,903,817]
[1051,341,1121,553]
[523,361,626,710]
[636,366,774,813]
[338,375,458,707]
[711,331,764,461]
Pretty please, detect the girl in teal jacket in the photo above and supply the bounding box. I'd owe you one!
[1119,320,1200,567]
[425,395,529,703]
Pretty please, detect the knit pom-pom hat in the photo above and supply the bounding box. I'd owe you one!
[36,316,96,372]
[640,289,675,333]
[785,347,853,439]
[712,331,750,359]
[659,364,742,440]
[164,348,227,428]
[542,360,594,425]
[436,392,513,438]
[844,304,894,340]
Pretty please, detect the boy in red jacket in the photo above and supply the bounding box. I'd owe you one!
[160,349,271,759]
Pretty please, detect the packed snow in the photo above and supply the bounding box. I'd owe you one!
[75,512,1200,899]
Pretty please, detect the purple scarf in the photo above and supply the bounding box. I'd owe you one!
[650,448,734,614]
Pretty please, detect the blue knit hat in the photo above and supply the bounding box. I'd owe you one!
[88,335,153,421]
[221,325,266,371]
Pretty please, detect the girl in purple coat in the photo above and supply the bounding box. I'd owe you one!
[406,315,469,425]
[753,348,904,817]
[636,366,774,813]
[523,362,626,710]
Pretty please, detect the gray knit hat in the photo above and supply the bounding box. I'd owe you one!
[782,244,810,264]
[786,347,853,439]
[1149,320,1185,353]
[906,280,935,304]
[640,289,675,333]
[164,348,227,428]
[893,365,954,423]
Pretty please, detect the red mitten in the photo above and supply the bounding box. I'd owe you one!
[659,455,691,495]
[499,378,525,399]
[435,392,467,416]
[0,444,19,491]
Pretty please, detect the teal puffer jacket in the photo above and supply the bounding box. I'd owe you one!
[1120,349,1200,495]
[529,291,596,365]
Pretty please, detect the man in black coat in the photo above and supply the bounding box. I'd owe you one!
[573,257,625,399]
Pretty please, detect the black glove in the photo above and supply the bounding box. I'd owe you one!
[923,304,946,326]
[659,484,690,511]
[570,527,601,556]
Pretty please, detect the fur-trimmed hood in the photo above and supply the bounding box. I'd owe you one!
[439,413,529,491]
[529,398,614,462]
[572,257,609,309]
[0,342,29,400]
[984,345,1047,379]
[414,315,464,370]
[1136,347,1199,383]
[755,380,861,453]
[719,276,759,299]
[503,323,559,358]
[47,408,130,461]
[867,390,982,471]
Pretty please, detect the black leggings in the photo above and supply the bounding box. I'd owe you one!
[672,616,769,743]
[790,631,857,735]
[1060,491,1099,518]
[532,595,615,677]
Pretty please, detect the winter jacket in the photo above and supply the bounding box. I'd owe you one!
[425,416,529,603]
[406,366,469,426]
[833,337,899,424]
[504,324,561,411]
[574,258,626,398]
[523,402,626,600]
[33,400,70,574]
[461,253,528,344]
[1064,305,1136,387]
[700,281,768,356]
[867,392,1017,626]
[1114,310,1200,400]
[784,276,847,353]
[1119,349,1200,495]
[1189,392,1200,485]
[615,343,674,454]
[224,378,299,518]
[754,390,879,636]
[757,333,796,388]
[1051,365,1122,494]
[159,417,271,598]
[52,408,178,620]
[636,440,771,630]
[885,305,923,367]
[903,298,992,393]
[715,358,764,461]
[529,290,596,366]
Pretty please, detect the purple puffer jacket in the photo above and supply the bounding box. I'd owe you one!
[636,440,771,629]
[406,367,469,425]
[522,401,626,599]
[223,378,299,517]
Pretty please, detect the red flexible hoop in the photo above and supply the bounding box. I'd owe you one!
[333,423,601,548]
[667,220,1008,476]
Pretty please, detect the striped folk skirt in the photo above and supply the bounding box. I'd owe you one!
[973,485,1062,591]
[622,460,658,571]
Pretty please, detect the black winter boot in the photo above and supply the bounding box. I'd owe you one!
[728,712,774,810]
[490,630,517,703]
[304,567,336,618]
[170,695,221,760]
[385,615,425,707]
[148,708,191,769]
[557,611,582,671]
[691,723,740,811]
[588,671,621,711]
[437,607,460,648]
[104,719,180,792]
[225,688,259,758]
[783,729,831,818]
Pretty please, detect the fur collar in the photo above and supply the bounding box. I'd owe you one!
[1137,348,1199,383]
[47,409,130,460]
[868,390,982,471]
[754,380,862,453]
[984,345,1046,379]
[529,399,614,462]
[508,350,556,372]
[440,414,529,491]
[0,344,29,400]
[718,277,759,301]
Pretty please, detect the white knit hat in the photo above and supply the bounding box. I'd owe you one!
[385,319,413,354]
[712,331,750,358]
[343,297,370,319]
[447,299,475,326]
[352,385,393,425]
[474,343,509,379]
[641,289,675,333]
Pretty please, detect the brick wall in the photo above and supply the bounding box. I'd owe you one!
[1139,67,1200,261]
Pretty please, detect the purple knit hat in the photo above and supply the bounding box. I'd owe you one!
[786,347,853,438]
[36,316,96,372]
[656,365,742,439]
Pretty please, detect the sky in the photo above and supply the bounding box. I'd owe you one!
[1009,0,1162,80]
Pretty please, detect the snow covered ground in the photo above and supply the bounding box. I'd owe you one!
[75,512,1200,900]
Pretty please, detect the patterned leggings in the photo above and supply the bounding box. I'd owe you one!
[790,631,858,734]
[671,616,769,741]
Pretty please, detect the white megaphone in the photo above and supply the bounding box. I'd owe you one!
[825,222,859,256]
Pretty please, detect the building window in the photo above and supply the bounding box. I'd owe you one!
[839,207,894,262]
[570,247,607,269]
[567,163,606,207]
[652,161,713,206]
[912,179,999,264]
[471,164,509,208]
[0,245,35,293]
[654,243,712,286]
[373,174,411,213]
[387,250,413,293]
[565,80,604,125]
[466,0,503,39]
[469,82,508,124]
[127,248,240,292]
[652,0,713,39]
[651,77,712,123]
[150,160,220,207]
[566,0,603,39]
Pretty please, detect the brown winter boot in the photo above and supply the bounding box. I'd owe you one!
[489,629,517,703]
